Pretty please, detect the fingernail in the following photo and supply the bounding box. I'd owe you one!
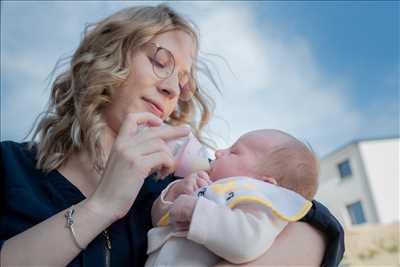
[180,126,191,133]
[199,171,207,177]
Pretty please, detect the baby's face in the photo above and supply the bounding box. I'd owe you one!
[208,133,264,181]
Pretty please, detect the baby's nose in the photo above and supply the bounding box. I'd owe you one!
[214,149,224,159]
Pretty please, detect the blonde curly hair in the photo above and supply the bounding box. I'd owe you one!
[30,4,217,173]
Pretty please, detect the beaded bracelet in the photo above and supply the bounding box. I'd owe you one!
[65,206,86,250]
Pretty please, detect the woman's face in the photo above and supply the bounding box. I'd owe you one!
[103,30,195,135]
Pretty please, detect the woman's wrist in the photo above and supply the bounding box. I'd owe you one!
[83,196,119,225]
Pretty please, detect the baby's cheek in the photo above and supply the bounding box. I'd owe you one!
[210,165,226,181]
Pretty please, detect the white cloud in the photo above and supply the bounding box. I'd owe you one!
[176,4,364,155]
[1,2,365,156]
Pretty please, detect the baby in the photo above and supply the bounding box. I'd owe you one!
[145,129,319,267]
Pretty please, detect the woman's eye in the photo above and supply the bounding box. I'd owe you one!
[149,57,165,68]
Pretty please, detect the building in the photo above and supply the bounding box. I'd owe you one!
[315,137,399,227]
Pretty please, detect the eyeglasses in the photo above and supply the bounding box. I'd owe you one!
[143,42,196,101]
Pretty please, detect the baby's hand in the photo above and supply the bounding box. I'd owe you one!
[169,195,197,231]
[191,170,212,189]
[165,171,212,202]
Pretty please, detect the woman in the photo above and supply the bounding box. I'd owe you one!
[0,4,343,266]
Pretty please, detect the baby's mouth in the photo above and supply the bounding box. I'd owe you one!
[207,160,215,176]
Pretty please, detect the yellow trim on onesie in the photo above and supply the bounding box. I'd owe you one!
[158,212,170,227]
[228,196,312,222]
[157,176,313,226]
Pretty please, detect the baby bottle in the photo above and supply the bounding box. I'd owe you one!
[168,131,210,178]
[137,123,210,179]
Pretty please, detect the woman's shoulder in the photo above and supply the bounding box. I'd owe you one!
[1,140,43,186]
[1,140,37,169]
[0,141,71,246]
[1,140,83,217]
[1,140,36,157]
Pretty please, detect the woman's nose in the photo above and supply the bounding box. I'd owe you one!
[157,73,180,99]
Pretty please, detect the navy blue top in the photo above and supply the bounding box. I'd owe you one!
[0,141,344,267]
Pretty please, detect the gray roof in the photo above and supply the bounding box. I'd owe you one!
[321,135,399,159]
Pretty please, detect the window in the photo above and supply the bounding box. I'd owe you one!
[346,201,367,225]
[337,159,352,179]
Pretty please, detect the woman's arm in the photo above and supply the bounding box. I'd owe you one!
[214,222,327,267]
[1,113,191,266]
[0,199,114,266]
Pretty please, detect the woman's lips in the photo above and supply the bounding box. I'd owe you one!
[143,98,164,118]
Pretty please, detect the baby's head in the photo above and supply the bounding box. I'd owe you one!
[209,129,319,200]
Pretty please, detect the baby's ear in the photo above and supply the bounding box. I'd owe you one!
[260,176,278,185]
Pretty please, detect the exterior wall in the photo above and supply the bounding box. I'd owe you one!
[316,143,379,227]
[358,139,399,223]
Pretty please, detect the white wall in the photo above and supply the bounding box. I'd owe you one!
[359,139,400,223]
[316,142,380,227]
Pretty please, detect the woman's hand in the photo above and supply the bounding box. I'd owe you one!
[165,171,212,202]
[88,112,191,221]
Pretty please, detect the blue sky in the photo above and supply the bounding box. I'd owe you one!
[251,2,399,145]
[1,1,398,157]
[257,2,398,116]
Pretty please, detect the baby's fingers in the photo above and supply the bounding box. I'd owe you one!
[173,222,190,232]
[196,177,210,188]
[196,171,212,188]
[198,171,211,182]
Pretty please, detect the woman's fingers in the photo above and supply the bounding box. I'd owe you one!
[136,140,176,177]
[134,124,190,144]
[92,112,191,218]
[117,113,190,148]
[142,151,175,176]
[117,112,163,139]
[133,139,172,157]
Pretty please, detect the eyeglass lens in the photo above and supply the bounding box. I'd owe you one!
[147,43,196,101]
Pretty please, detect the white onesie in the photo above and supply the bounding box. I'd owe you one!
[145,176,312,267]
